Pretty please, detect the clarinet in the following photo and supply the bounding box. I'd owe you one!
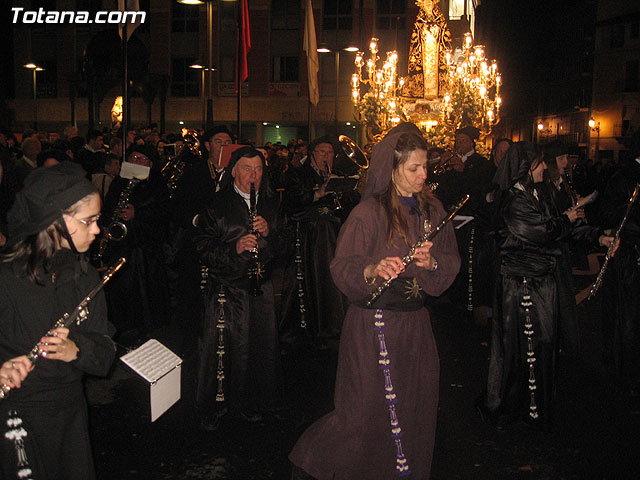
[588,183,640,300]
[97,177,140,259]
[247,183,263,297]
[0,258,126,401]
[561,173,579,207]
[366,194,469,307]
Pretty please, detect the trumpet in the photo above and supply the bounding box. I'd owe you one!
[432,153,459,175]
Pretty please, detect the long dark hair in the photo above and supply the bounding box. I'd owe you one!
[376,132,435,246]
[2,193,95,284]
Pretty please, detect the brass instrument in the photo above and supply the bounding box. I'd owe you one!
[336,135,369,174]
[161,128,202,198]
[366,194,469,307]
[248,182,263,297]
[588,183,640,300]
[432,153,458,175]
[0,258,126,400]
[97,177,140,259]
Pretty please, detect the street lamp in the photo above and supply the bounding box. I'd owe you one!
[24,63,45,131]
[589,117,600,162]
[190,63,216,129]
[178,0,214,129]
[317,43,358,135]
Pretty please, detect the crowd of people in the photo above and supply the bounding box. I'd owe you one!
[0,120,639,479]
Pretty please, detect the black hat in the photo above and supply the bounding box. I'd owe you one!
[7,162,97,242]
[455,126,480,141]
[204,125,233,142]
[309,135,338,156]
[542,140,569,161]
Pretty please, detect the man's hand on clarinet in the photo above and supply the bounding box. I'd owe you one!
[236,234,259,254]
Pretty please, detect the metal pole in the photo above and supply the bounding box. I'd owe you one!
[201,69,206,129]
[122,22,128,163]
[236,0,242,141]
[32,69,38,131]
[334,50,339,135]
[207,1,214,130]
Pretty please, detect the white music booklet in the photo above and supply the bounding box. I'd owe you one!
[120,339,183,422]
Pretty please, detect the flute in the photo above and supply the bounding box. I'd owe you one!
[0,258,126,400]
[587,183,640,300]
[366,195,469,307]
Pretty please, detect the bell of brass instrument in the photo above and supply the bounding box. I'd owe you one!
[97,177,140,259]
[335,135,369,177]
[162,128,202,198]
[247,182,263,297]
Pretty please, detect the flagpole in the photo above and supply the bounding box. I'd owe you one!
[122,22,128,163]
[236,0,242,141]
[308,101,312,142]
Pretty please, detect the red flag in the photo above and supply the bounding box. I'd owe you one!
[236,0,251,93]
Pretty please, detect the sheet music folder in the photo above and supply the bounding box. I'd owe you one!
[120,339,183,422]
[325,175,359,193]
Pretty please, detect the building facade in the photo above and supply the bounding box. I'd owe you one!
[7,0,475,144]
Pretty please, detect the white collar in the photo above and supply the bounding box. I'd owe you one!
[234,183,257,208]
[460,150,474,163]
[21,155,36,169]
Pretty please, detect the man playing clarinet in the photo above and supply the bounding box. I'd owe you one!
[193,147,285,431]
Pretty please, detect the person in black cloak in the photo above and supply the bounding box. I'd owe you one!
[280,135,358,340]
[290,123,460,479]
[193,146,286,431]
[100,144,171,342]
[597,130,640,396]
[477,142,614,430]
[0,161,116,479]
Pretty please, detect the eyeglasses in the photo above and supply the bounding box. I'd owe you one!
[71,214,101,226]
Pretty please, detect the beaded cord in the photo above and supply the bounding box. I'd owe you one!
[4,411,33,480]
[215,286,227,402]
[295,222,307,329]
[521,277,539,419]
[374,309,410,477]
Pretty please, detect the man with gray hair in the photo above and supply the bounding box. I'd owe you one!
[14,136,41,188]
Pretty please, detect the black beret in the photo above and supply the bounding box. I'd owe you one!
[7,162,97,241]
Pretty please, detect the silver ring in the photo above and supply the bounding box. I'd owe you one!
[11,362,15,369]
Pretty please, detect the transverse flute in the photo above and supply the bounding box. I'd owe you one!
[366,195,469,307]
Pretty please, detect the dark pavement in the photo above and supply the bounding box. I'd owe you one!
[88,268,640,479]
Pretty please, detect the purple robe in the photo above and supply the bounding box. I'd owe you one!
[290,195,460,479]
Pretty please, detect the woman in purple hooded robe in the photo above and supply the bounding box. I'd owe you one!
[289,125,460,479]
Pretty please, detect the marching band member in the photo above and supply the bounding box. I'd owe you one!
[0,162,115,479]
[290,125,459,479]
